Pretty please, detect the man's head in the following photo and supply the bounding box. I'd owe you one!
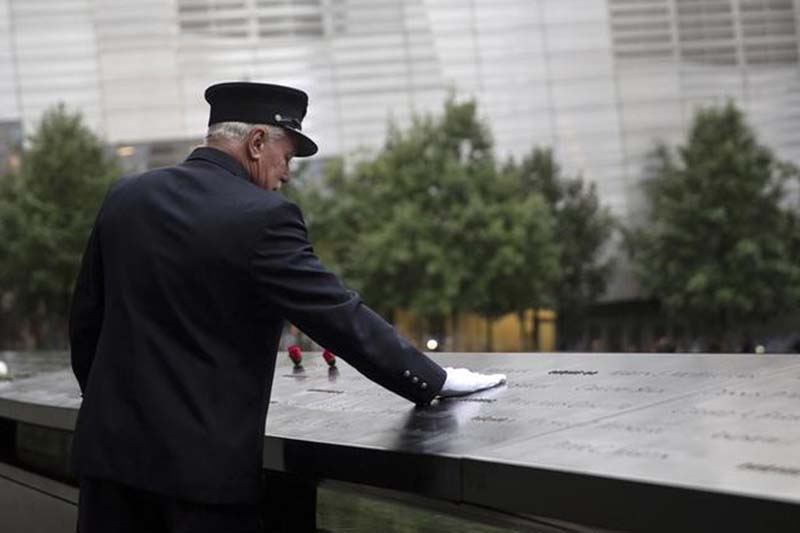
[203,82,317,191]
[205,121,295,191]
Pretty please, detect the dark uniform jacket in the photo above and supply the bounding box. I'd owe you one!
[69,147,446,504]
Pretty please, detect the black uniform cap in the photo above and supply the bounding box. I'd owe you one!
[204,82,318,157]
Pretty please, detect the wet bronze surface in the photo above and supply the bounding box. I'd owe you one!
[265,353,800,504]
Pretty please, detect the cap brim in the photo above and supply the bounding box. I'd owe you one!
[285,128,318,157]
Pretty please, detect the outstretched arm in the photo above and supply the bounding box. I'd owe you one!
[251,202,446,405]
[251,201,506,404]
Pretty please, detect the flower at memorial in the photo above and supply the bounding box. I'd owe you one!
[322,349,336,367]
[287,345,303,367]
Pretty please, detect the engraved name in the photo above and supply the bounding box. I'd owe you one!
[557,440,669,460]
[711,431,782,444]
[739,462,800,477]
[471,416,512,423]
[548,370,598,376]
[577,384,665,394]
[599,422,664,434]
[671,408,800,422]
[610,370,756,379]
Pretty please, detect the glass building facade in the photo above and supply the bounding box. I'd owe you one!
[2,0,799,286]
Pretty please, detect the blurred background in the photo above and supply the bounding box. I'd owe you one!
[1,0,800,354]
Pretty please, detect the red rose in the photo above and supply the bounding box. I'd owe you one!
[322,349,337,367]
[287,345,303,366]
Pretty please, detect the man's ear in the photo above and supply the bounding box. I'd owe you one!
[246,127,267,160]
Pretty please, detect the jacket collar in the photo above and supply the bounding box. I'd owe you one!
[185,146,251,181]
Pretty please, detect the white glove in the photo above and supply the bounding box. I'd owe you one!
[438,367,507,398]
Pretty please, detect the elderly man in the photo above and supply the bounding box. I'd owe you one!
[69,82,505,532]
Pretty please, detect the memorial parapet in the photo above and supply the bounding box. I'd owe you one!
[1,351,800,532]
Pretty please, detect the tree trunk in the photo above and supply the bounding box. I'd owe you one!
[57,318,69,350]
[556,310,569,352]
[531,309,540,352]
[517,311,528,352]
[449,312,460,352]
[28,309,45,349]
[485,317,494,352]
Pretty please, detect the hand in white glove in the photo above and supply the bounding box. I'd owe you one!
[438,367,507,398]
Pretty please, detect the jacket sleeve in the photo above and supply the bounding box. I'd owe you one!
[250,201,446,405]
[69,222,104,394]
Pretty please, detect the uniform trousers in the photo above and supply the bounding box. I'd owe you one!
[77,476,263,533]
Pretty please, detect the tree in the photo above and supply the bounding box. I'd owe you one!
[296,98,492,328]
[506,148,615,348]
[291,97,562,350]
[0,104,119,348]
[628,101,800,345]
[462,190,560,350]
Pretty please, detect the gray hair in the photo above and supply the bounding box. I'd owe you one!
[205,121,286,144]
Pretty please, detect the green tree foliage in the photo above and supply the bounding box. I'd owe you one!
[0,104,119,347]
[292,98,563,350]
[628,101,800,339]
[463,189,560,350]
[506,148,615,345]
[296,99,494,322]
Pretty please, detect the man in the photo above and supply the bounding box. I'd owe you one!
[69,82,506,532]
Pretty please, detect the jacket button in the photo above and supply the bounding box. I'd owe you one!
[403,370,411,378]
[420,382,428,389]
[412,377,419,384]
